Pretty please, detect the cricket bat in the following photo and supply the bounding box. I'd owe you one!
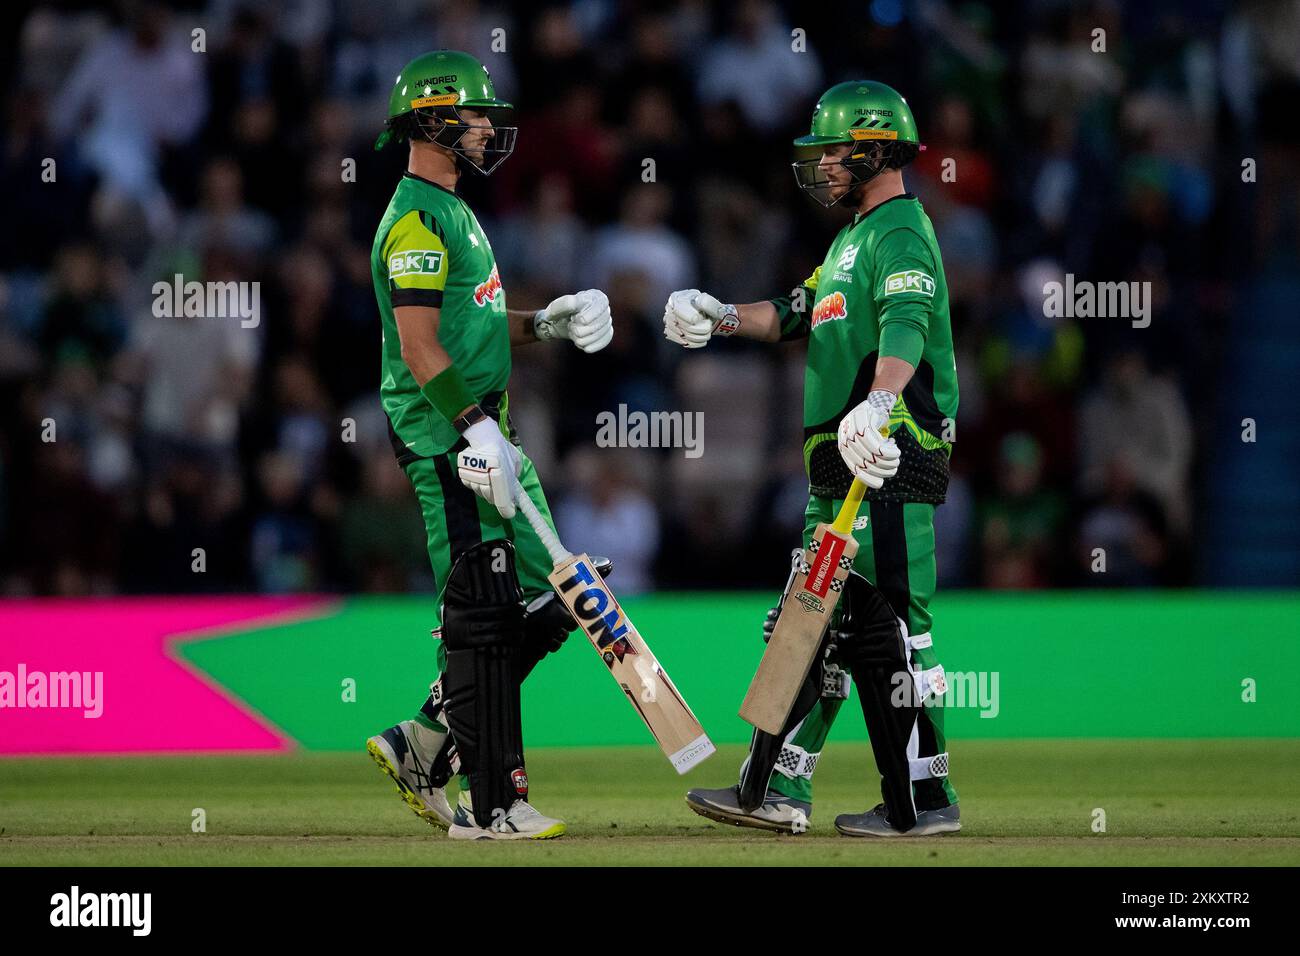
[739,477,868,735]
[514,492,715,774]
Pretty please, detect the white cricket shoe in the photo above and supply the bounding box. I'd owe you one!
[366,720,455,830]
[447,791,566,841]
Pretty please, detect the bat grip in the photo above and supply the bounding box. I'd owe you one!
[830,477,867,535]
[515,490,572,565]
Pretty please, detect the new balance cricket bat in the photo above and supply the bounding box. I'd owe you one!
[515,493,715,774]
[739,477,868,735]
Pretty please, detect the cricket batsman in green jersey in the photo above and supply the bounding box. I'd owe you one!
[672,82,961,836]
[363,51,614,840]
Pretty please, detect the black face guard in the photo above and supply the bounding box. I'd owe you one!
[792,141,893,208]
[414,104,518,176]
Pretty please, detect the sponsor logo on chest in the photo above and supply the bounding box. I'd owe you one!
[474,265,502,306]
[811,290,848,329]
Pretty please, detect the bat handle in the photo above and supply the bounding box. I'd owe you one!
[515,490,573,566]
[830,477,868,535]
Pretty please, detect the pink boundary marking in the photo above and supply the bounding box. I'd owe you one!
[0,596,337,756]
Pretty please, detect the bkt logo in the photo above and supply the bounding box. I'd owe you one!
[390,250,444,277]
[837,243,860,271]
[811,291,848,328]
[883,269,935,297]
[555,560,637,663]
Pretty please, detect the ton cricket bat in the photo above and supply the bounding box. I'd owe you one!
[515,492,715,774]
[739,477,868,735]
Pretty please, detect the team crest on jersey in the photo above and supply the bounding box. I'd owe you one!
[811,291,847,329]
[473,266,502,306]
[883,270,935,297]
[837,243,860,271]
[389,250,444,276]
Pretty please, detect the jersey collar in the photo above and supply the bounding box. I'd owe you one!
[853,191,916,224]
[402,171,458,197]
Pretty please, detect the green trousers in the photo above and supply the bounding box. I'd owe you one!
[402,448,559,732]
[763,495,958,809]
[404,448,558,630]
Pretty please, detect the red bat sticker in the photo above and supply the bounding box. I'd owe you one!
[805,534,846,598]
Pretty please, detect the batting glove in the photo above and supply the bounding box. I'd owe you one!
[663,289,740,348]
[534,289,614,353]
[837,391,901,489]
[457,416,523,519]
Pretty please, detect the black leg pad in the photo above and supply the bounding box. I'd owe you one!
[440,540,528,828]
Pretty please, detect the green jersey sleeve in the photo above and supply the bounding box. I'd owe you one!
[382,209,450,308]
[770,266,821,342]
[872,227,936,367]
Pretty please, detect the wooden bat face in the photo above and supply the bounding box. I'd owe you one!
[549,555,637,668]
[739,525,859,734]
[739,479,868,734]
[548,553,715,774]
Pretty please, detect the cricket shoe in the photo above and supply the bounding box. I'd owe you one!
[366,720,454,830]
[834,802,961,837]
[685,786,812,834]
[447,791,566,841]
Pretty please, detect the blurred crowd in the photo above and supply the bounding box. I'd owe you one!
[1,0,1296,597]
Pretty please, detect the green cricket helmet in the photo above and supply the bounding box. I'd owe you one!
[375,50,517,175]
[792,81,923,207]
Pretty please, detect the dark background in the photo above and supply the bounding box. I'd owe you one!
[0,0,1296,597]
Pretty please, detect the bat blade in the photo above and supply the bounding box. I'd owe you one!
[548,552,715,774]
[740,478,867,735]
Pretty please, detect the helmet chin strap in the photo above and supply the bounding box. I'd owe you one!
[828,163,881,208]
[834,143,892,207]
[846,142,890,183]
[416,107,469,151]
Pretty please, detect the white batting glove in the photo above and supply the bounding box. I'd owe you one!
[837,391,901,489]
[534,289,613,353]
[663,289,740,348]
[457,417,523,519]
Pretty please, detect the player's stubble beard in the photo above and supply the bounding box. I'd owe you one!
[459,125,492,169]
[851,167,906,216]
[408,137,464,191]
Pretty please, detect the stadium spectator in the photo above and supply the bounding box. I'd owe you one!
[1,1,1285,594]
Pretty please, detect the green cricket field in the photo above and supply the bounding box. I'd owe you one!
[3,739,1298,866]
